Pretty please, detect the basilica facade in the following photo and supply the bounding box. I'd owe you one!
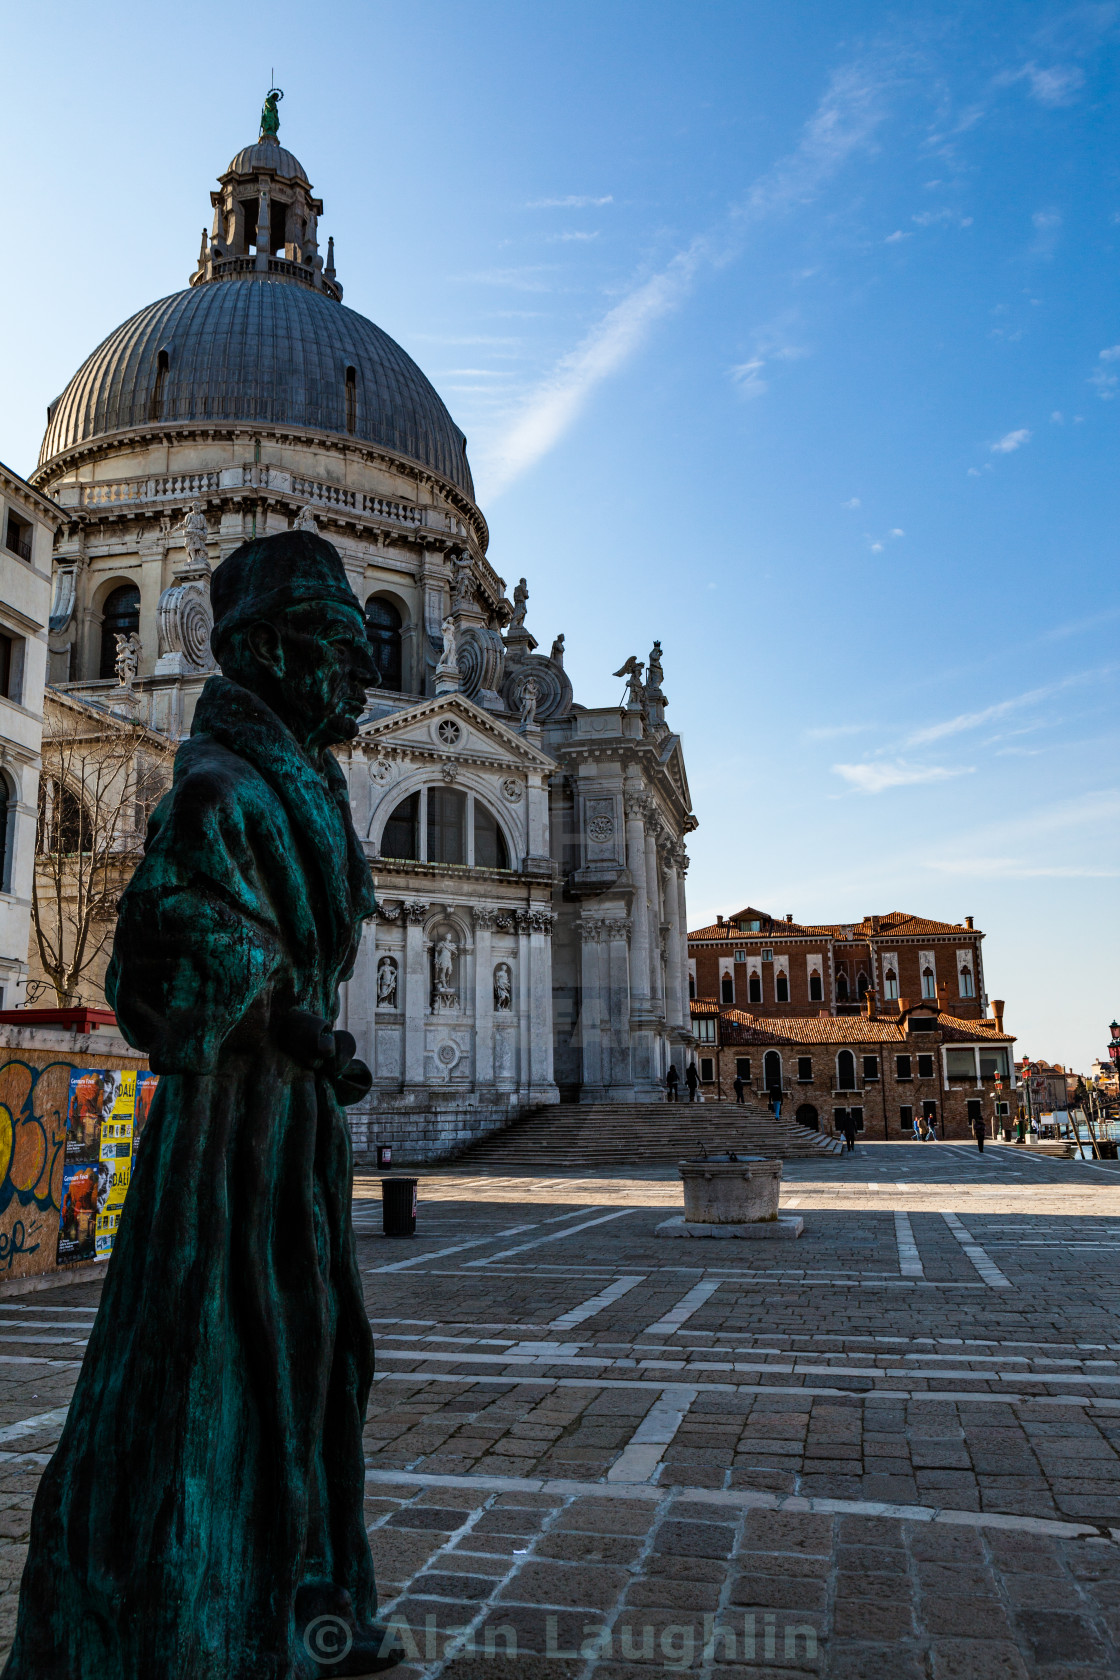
[30,96,697,1158]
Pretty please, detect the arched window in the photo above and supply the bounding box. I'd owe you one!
[474,801,510,870]
[148,349,169,422]
[381,792,419,860]
[795,1103,819,1131]
[776,972,789,1003]
[721,973,734,1005]
[365,596,402,691]
[37,778,91,855]
[837,1049,856,1089]
[836,971,849,1002]
[884,968,899,1001]
[427,787,466,865]
[748,971,762,1004]
[857,971,870,1000]
[809,968,823,1002]
[99,584,141,680]
[688,973,696,1000]
[762,1050,782,1092]
[345,365,357,434]
[959,965,975,998]
[922,966,936,1000]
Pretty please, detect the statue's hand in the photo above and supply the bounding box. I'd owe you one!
[279,1012,371,1103]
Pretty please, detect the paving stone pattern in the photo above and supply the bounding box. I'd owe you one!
[0,1141,1116,1676]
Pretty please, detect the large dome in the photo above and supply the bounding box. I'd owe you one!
[39,278,475,499]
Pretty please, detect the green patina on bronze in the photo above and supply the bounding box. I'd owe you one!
[3,532,403,1679]
[261,87,283,139]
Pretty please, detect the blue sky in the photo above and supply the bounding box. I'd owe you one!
[2,2,1117,1071]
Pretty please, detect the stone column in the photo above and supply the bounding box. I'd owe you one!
[644,819,664,1007]
[578,921,604,1097]
[663,851,683,1039]
[516,909,532,1098]
[624,792,651,1006]
[676,851,692,1034]
[528,908,556,1095]
[603,916,634,1096]
[402,901,429,1085]
[473,907,495,1087]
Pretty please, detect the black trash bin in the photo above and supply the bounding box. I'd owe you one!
[381,1176,418,1238]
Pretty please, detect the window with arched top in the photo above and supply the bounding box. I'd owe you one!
[837,1049,856,1090]
[835,971,849,1002]
[721,973,734,1004]
[776,972,789,1002]
[809,968,823,1002]
[37,778,91,855]
[0,771,11,892]
[365,596,403,691]
[884,968,899,1001]
[149,349,169,422]
[688,973,696,1000]
[345,365,357,434]
[959,965,974,998]
[379,786,512,870]
[763,1050,782,1092]
[857,971,870,999]
[748,971,762,1004]
[922,965,936,1000]
[99,584,141,680]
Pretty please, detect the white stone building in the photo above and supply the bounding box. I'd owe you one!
[0,464,57,1005]
[26,97,696,1157]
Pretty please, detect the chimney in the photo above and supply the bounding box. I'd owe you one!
[991,999,1005,1033]
[864,989,876,1019]
[785,913,793,923]
[898,997,911,1014]
[966,915,974,930]
[716,914,724,925]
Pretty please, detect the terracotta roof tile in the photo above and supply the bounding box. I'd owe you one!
[688,1004,1013,1046]
[688,909,981,942]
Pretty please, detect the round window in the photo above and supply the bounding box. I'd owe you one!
[437,719,462,746]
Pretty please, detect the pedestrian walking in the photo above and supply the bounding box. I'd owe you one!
[926,1117,939,1142]
[665,1064,679,1103]
[733,1074,745,1104]
[842,1114,857,1152]
[972,1115,986,1154]
[912,1114,922,1142]
[685,1061,699,1103]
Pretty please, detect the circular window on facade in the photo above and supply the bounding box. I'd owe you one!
[437,718,462,747]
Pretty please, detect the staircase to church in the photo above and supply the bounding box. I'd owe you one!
[449,1100,844,1170]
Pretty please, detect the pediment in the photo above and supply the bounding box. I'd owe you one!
[357,692,555,771]
[655,733,692,813]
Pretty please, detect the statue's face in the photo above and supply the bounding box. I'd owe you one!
[266,599,378,750]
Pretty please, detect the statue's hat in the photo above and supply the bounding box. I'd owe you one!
[210,530,361,641]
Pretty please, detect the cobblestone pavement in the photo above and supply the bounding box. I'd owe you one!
[0,1141,1117,1675]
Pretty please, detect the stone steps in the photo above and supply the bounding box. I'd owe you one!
[449,1101,844,1168]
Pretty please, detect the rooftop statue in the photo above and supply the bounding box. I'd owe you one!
[2,531,403,1679]
[261,84,283,139]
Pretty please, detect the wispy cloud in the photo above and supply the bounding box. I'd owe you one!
[478,59,892,497]
[990,427,1032,453]
[1090,343,1120,399]
[528,195,614,209]
[458,267,557,292]
[833,760,973,794]
[905,667,1116,746]
[926,857,1119,879]
[996,61,1086,107]
[546,230,600,243]
[1030,207,1062,256]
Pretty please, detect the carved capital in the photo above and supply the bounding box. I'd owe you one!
[577,920,602,945]
[472,906,497,930]
[402,899,430,924]
[601,916,632,940]
[528,908,555,935]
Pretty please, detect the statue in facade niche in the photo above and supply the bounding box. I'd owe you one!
[295,503,318,533]
[450,553,474,612]
[113,631,141,690]
[376,954,398,1009]
[432,930,457,1010]
[494,962,512,1012]
[510,577,529,629]
[438,614,459,672]
[2,531,403,1679]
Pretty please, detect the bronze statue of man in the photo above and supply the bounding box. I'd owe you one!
[4,532,401,1679]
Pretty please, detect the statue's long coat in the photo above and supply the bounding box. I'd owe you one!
[4,677,379,1680]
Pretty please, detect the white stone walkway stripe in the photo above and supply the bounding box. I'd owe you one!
[368,1207,597,1274]
[464,1209,638,1267]
[363,1466,1116,1543]
[894,1211,924,1279]
[372,1369,1120,1409]
[0,1408,69,1444]
[607,1385,697,1483]
[549,1276,646,1330]
[941,1211,1012,1287]
[643,1280,722,1336]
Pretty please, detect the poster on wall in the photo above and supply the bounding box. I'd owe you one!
[56,1069,157,1266]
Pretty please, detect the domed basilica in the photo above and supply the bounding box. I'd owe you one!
[34,92,697,1157]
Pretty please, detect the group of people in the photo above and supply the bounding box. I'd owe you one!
[664,1063,699,1102]
[911,1114,940,1143]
